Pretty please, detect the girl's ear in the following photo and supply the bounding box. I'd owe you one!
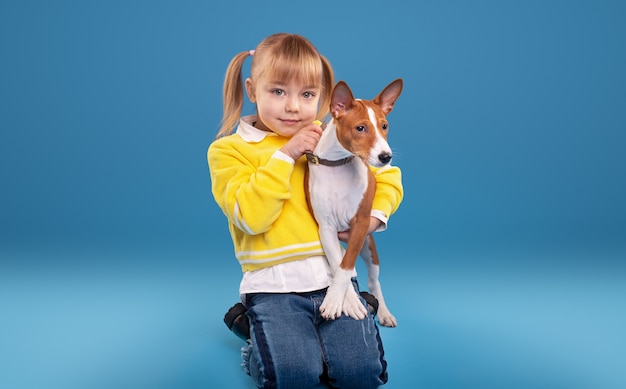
[245,78,256,103]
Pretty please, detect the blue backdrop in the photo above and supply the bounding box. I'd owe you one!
[1,1,625,388]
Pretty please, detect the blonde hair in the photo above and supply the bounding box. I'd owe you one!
[217,33,334,138]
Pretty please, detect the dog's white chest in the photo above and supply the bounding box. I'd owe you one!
[308,159,369,231]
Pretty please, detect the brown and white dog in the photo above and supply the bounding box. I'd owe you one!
[306,79,403,327]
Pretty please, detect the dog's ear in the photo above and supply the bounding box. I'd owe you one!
[330,81,355,118]
[374,78,403,115]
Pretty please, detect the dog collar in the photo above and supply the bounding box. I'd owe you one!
[306,153,355,166]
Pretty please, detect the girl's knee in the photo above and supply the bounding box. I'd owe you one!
[277,362,323,388]
[328,357,388,389]
[259,357,324,389]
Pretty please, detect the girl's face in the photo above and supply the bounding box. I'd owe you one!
[246,76,321,138]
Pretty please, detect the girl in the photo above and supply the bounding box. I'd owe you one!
[208,33,403,388]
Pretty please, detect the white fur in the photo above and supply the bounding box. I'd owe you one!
[367,107,393,167]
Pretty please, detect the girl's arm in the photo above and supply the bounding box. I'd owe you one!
[370,165,404,231]
[208,142,295,235]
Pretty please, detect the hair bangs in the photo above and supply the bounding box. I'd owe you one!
[261,48,323,88]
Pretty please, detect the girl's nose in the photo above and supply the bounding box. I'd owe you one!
[285,96,299,112]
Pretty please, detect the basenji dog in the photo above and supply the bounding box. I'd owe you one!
[305,78,403,327]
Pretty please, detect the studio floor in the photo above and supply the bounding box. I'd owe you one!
[2,247,625,389]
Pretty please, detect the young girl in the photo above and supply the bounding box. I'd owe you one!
[208,33,403,388]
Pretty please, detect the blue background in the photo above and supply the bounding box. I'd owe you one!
[1,0,625,388]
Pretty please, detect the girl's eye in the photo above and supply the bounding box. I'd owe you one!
[272,89,284,96]
[356,126,366,132]
[303,91,315,99]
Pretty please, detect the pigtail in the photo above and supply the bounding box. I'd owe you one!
[316,54,335,121]
[217,51,252,139]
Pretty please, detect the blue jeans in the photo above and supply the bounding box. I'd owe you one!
[241,279,388,389]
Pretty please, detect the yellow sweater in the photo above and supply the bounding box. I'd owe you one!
[208,116,403,272]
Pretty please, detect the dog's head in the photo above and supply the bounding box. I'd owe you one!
[330,79,403,167]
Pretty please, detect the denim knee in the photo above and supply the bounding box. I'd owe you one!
[273,358,323,388]
[320,314,389,388]
[249,345,324,388]
[327,356,387,389]
[245,292,325,388]
[246,339,324,389]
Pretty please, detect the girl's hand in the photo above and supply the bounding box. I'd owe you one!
[280,122,323,160]
[338,217,382,242]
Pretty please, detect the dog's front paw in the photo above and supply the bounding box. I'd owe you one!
[320,292,343,320]
[320,269,353,320]
[342,288,367,320]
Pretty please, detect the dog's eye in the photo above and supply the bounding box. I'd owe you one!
[356,126,366,132]
[382,123,388,130]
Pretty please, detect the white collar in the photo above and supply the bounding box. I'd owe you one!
[236,115,277,143]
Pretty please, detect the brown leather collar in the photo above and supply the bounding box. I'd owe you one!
[306,153,355,166]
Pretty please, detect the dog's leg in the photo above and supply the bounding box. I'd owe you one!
[319,228,368,320]
[318,226,353,320]
[321,211,371,321]
[321,170,375,321]
[337,219,370,320]
[361,235,397,327]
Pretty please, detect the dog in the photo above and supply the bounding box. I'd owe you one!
[305,78,403,327]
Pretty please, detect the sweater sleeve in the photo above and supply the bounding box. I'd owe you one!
[208,140,294,235]
[371,164,404,223]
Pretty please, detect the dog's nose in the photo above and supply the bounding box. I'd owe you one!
[378,153,392,164]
